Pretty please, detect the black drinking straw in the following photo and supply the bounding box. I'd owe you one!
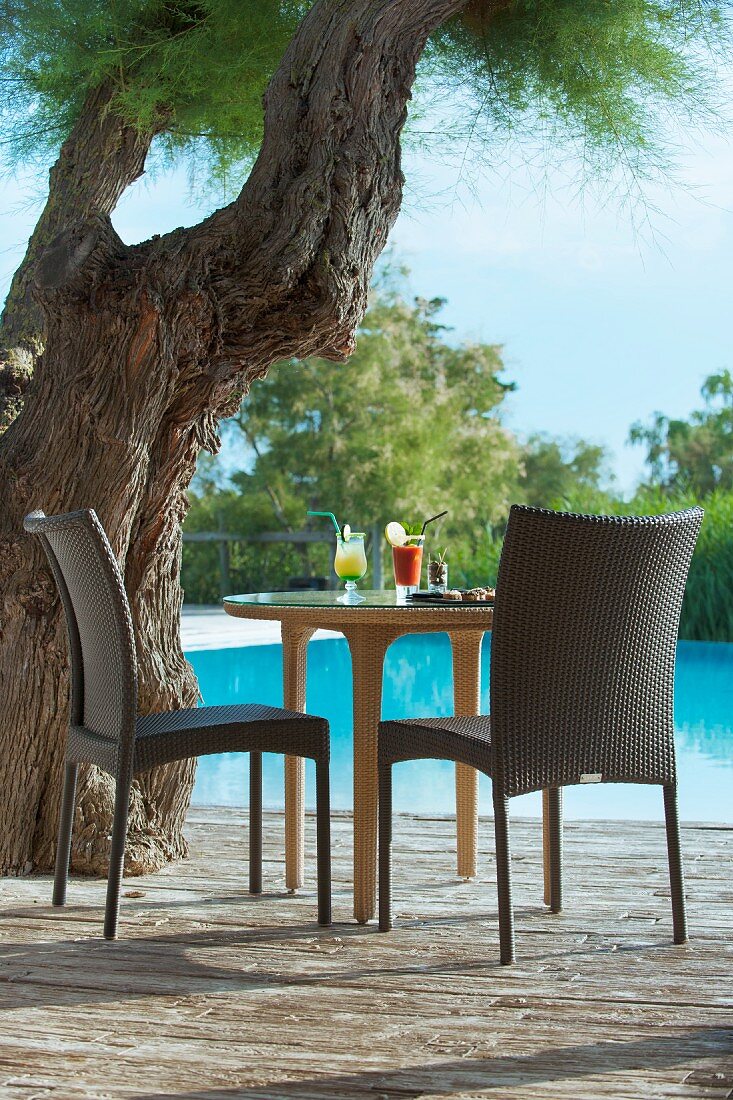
[421,510,448,535]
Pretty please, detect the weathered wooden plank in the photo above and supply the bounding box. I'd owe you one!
[0,810,731,1100]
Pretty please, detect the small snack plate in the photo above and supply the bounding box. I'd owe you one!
[407,591,495,605]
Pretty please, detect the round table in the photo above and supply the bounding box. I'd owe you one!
[223,590,495,923]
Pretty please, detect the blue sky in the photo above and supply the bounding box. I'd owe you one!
[1,108,731,494]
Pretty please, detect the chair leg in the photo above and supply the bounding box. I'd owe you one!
[663,785,688,945]
[316,757,332,927]
[249,751,263,895]
[548,786,563,914]
[103,771,131,941]
[52,763,78,907]
[493,790,515,965]
[378,760,393,932]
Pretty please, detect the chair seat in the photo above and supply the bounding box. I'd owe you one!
[133,704,329,773]
[379,714,492,773]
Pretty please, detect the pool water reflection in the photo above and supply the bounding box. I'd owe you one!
[189,636,733,822]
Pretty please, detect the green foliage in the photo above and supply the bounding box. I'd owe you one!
[0,0,304,186]
[211,279,523,590]
[621,371,733,641]
[629,370,733,494]
[182,278,733,644]
[234,280,522,527]
[516,433,614,511]
[617,486,733,643]
[677,490,733,642]
[425,0,730,191]
[1,0,730,194]
[181,484,326,602]
[182,274,612,599]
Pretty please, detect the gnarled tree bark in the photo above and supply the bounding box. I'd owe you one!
[0,82,156,433]
[0,0,467,876]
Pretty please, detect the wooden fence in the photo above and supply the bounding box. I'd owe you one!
[182,525,384,596]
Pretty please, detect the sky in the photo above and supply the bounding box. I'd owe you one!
[1,99,732,495]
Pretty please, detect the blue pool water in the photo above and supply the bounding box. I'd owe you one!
[188,637,733,822]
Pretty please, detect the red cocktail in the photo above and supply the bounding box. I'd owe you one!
[392,536,424,597]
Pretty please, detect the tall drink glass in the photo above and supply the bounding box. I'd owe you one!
[392,535,424,599]
[334,532,368,603]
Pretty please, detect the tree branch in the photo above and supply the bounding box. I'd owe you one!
[0,82,156,432]
[186,0,472,379]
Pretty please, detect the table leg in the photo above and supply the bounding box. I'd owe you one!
[542,789,551,905]
[281,623,315,892]
[450,630,484,879]
[345,628,397,924]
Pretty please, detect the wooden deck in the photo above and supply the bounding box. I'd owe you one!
[1,808,731,1099]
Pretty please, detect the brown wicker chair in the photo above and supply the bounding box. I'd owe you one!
[378,504,703,964]
[24,508,331,939]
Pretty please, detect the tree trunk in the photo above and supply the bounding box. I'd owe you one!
[0,0,467,877]
[0,82,155,433]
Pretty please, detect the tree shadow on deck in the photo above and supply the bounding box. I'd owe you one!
[0,904,706,1014]
[133,1031,733,1099]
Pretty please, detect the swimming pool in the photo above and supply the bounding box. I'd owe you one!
[188,636,733,822]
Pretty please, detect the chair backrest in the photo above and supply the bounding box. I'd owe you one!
[24,509,138,746]
[490,505,703,799]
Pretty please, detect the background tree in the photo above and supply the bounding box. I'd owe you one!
[629,371,733,495]
[185,277,522,594]
[235,281,518,522]
[517,434,612,511]
[182,277,617,599]
[0,0,729,876]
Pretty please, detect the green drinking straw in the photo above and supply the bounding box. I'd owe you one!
[307,510,341,536]
[421,510,448,536]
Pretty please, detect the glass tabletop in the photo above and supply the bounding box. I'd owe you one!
[223,590,484,610]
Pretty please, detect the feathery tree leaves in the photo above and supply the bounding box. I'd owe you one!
[0,0,307,188]
[1,0,730,195]
[517,433,612,510]
[425,0,730,189]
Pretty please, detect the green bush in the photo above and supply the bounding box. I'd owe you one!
[628,488,733,643]
[538,484,733,642]
[182,481,733,641]
[179,294,733,641]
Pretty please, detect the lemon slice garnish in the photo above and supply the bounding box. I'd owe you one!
[384,521,407,547]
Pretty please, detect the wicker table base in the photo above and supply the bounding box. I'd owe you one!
[224,591,506,923]
[281,623,314,891]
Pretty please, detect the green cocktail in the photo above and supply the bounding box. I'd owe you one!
[334,531,367,602]
[307,511,368,603]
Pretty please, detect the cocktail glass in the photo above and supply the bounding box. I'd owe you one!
[334,532,368,603]
[392,535,424,600]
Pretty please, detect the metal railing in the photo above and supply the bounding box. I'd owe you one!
[182,524,384,596]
